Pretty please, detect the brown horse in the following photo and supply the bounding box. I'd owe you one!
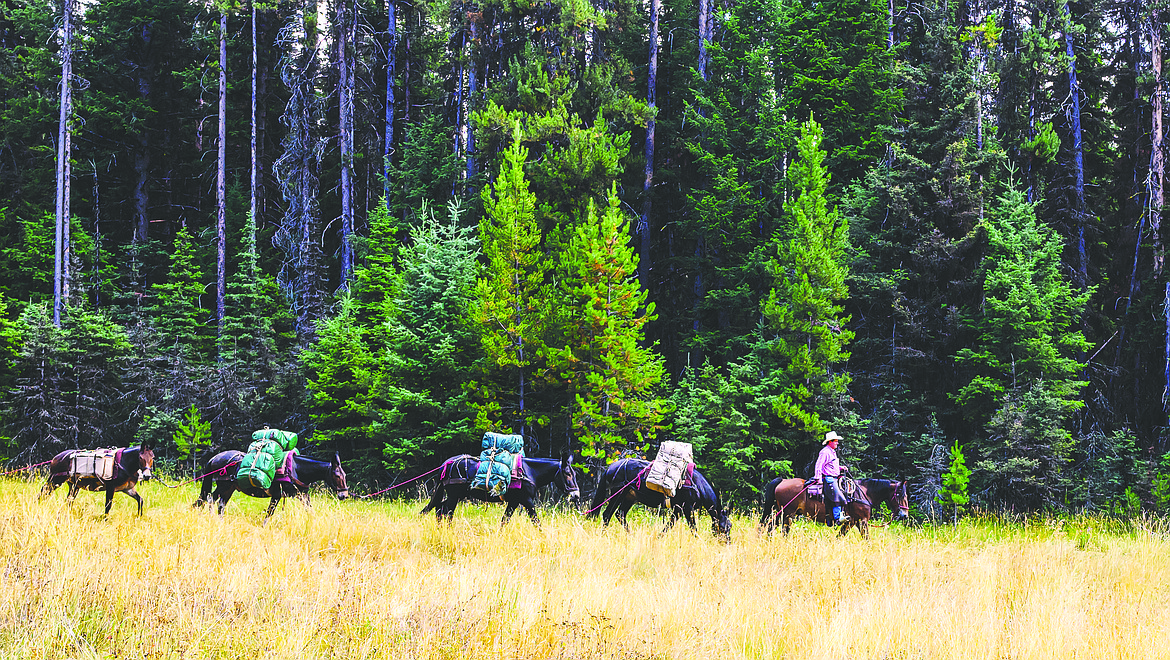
[759,477,909,538]
[38,445,156,515]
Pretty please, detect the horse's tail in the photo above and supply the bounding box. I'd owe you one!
[586,468,610,518]
[759,477,781,531]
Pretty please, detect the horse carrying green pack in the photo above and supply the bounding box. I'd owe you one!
[470,432,524,497]
[236,429,298,491]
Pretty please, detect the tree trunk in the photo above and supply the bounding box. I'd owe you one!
[698,0,709,82]
[53,0,73,326]
[640,0,659,289]
[1153,13,1165,274]
[466,11,478,184]
[338,0,356,289]
[385,0,396,209]
[217,11,228,343]
[251,2,259,242]
[1064,3,1088,289]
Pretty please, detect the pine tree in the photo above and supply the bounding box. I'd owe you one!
[151,225,209,358]
[553,184,666,460]
[377,201,481,471]
[956,184,1092,508]
[473,123,550,435]
[173,403,211,473]
[937,440,971,522]
[759,117,853,441]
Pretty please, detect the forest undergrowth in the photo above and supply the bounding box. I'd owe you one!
[2,476,1168,659]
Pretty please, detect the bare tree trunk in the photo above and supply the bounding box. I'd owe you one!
[337,0,355,289]
[466,10,478,184]
[385,0,396,209]
[217,11,228,344]
[1153,13,1165,274]
[698,0,709,82]
[54,0,73,326]
[1064,2,1088,289]
[639,0,659,290]
[251,2,259,239]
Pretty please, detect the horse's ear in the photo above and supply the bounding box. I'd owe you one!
[333,452,341,466]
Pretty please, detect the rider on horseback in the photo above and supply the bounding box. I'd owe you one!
[815,430,849,526]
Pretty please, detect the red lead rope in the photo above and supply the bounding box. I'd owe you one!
[585,465,650,515]
[359,464,445,499]
[0,459,54,477]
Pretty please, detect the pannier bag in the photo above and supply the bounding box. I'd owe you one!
[645,441,694,498]
[236,428,297,490]
[471,432,524,497]
[70,448,119,481]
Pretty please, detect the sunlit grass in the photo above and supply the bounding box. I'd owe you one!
[3,473,1169,659]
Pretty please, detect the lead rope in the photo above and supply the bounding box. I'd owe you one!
[585,465,650,515]
[151,459,242,489]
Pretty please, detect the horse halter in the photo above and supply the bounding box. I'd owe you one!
[560,462,581,501]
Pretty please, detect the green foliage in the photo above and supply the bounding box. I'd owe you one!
[172,404,211,470]
[151,225,210,359]
[937,441,971,518]
[376,201,482,472]
[974,382,1079,509]
[1022,122,1060,163]
[472,124,552,434]
[552,184,666,459]
[759,117,852,440]
[1153,452,1170,514]
[955,184,1090,425]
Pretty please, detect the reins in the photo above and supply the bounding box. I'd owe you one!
[585,465,649,515]
[0,458,53,477]
[359,464,445,499]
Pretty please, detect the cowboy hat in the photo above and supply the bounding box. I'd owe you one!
[823,431,843,444]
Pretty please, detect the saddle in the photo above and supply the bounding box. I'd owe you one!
[802,475,860,502]
[69,448,120,481]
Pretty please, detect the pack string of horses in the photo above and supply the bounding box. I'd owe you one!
[29,431,910,540]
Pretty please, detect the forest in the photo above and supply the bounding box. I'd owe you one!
[0,0,1168,514]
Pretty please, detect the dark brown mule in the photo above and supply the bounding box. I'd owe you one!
[759,477,909,538]
[192,450,349,522]
[38,446,156,515]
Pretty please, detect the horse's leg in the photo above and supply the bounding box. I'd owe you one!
[104,487,115,515]
[38,475,63,501]
[193,476,213,508]
[66,481,80,507]
[781,509,793,535]
[523,492,541,528]
[263,495,280,524]
[859,519,869,539]
[125,487,144,516]
[501,500,519,526]
[684,505,699,533]
[420,483,445,515]
[215,484,235,515]
[616,502,633,532]
[601,499,621,528]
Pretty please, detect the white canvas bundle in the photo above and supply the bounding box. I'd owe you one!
[645,441,694,497]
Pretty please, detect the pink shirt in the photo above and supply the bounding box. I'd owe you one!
[815,444,841,478]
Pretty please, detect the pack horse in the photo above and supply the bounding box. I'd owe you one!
[192,428,349,521]
[39,445,156,515]
[420,432,580,526]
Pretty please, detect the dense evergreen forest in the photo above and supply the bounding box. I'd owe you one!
[1,0,1168,513]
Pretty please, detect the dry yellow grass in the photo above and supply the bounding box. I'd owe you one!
[2,475,1169,659]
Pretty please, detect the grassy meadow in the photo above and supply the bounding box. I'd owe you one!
[2,474,1169,659]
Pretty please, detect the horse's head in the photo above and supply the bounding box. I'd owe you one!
[138,446,155,481]
[889,479,910,522]
[557,454,581,502]
[329,452,349,500]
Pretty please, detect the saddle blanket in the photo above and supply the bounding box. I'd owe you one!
[646,441,694,498]
[70,448,119,481]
